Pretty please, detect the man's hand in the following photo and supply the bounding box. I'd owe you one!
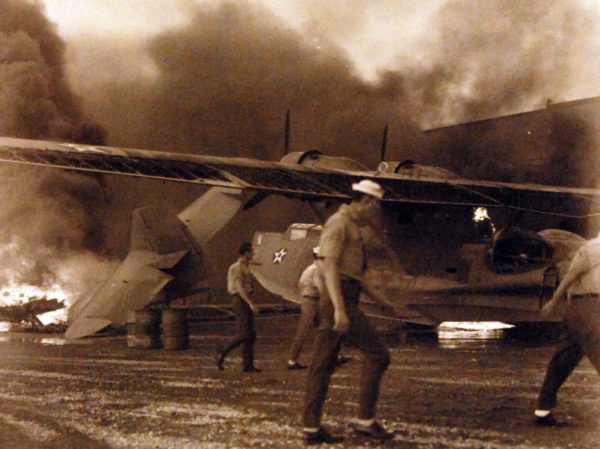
[333,310,350,333]
[540,298,559,320]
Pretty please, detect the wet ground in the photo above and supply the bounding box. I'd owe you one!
[0,316,599,449]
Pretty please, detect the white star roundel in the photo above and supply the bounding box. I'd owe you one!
[273,248,288,263]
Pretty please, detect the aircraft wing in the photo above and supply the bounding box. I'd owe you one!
[0,136,599,217]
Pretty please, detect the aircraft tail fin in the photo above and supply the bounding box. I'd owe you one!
[131,206,195,254]
[66,187,249,339]
[66,207,198,339]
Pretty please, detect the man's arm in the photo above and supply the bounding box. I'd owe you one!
[234,277,258,313]
[541,255,586,319]
[361,283,403,317]
[321,257,349,332]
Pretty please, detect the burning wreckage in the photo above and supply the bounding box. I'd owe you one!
[0,285,66,332]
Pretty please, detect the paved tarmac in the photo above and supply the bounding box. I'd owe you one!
[0,316,599,449]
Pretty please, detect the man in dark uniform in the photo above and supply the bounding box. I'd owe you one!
[216,242,261,373]
[302,179,400,445]
[534,232,600,425]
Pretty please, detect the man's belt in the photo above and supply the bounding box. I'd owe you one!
[340,277,361,284]
[571,293,600,299]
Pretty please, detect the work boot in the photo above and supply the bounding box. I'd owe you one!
[215,344,224,371]
[534,413,559,427]
[334,356,352,367]
[303,427,344,445]
[287,361,308,370]
[349,420,394,440]
[243,366,262,373]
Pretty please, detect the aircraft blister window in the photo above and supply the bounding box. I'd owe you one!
[489,228,554,274]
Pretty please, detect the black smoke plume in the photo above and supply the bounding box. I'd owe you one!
[0,0,115,300]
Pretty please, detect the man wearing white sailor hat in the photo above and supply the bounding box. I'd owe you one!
[302,179,398,444]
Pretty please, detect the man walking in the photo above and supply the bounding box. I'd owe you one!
[534,232,600,425]
[216,242,261,373]
[287,247,321,370]
[288,247,353,371]
[302,179,399,445]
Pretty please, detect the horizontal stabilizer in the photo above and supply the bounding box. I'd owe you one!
[64,317,112,340]
[65,250,175,339]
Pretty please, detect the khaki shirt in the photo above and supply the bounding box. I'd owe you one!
[227,258,253,295]
[317,204,366,280]
[298,262,322,298]
[567,236,600,296]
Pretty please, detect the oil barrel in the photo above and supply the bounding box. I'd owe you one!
[133,309,162,349]
[162,308,189,350]
[126,322,137,348]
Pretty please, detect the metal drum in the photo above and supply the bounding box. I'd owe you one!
[126,322,137,348]
[162,308,189,350]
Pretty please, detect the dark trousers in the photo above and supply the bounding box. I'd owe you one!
[220,295,256,370]
[303,280,390,428]
[538,295,600,410]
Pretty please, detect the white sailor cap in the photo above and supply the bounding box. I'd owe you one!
[351,179,384,199]
[312,246,320,256]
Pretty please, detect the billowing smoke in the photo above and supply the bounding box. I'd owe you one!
[400,0,599,127]
[79,2,420,164]
[0,0,116,307]
[395,0,600,188]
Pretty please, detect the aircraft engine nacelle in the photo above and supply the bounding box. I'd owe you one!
[377,160,460,179]
[280,150,368,171]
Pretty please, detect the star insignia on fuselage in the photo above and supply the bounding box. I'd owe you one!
[273,248,287,264]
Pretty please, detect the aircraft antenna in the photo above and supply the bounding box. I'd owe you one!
[284,109,290,155]
[380,123,388,162]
